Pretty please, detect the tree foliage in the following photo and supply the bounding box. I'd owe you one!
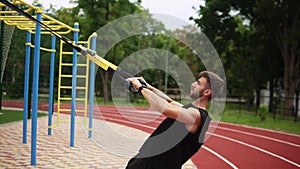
[5,0,297,114]
[191,0,299,114]
[2,0,201,104]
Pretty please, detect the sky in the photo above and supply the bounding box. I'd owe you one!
[24,0,205,23]
[140,0,204,23]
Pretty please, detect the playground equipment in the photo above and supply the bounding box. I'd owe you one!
[0,0,140,166]
[0,0,98,165]
[1,0,146,166]
[55,32,97,140]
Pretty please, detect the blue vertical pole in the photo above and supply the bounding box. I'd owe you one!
[88,33,97,138]
[70,23,79,147]
[23,31,31,144]
[31,2,43,166]
[48,35,56,135]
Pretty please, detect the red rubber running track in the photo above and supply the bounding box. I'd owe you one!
[4,101,300,169]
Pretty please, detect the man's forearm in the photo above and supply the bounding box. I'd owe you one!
[140,88,184,120]
[126,77,181,106]
[147,85,172,102]
[147,85,182,107]
[141,88,169,114]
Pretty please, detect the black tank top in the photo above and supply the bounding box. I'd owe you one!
[134,103,211,169]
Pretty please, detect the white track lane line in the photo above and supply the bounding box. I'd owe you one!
[67,106,300,168]
[219,121,300,138]
[90,114,238,168]
[209,132,300,168]
[202,146,238,169]
[82,109,300,167]
[210,125,300,148]
[99,109,300,148]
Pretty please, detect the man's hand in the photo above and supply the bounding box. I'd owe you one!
[126,77,141,90]
[126,77,148,94]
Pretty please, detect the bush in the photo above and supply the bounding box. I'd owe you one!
[258,106,268,123]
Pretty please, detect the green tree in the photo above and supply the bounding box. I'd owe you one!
[74,0,144,102]
[191,0,262,101]
[253,0,299,115]
[191,0,297,115]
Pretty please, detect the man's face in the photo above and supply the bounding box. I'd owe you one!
[190,77,210,100]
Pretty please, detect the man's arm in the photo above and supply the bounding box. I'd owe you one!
[141,88,199,125]
[128,78,200,125]
[137,77,182,107]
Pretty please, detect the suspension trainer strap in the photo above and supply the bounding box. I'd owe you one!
[1,0,147,93]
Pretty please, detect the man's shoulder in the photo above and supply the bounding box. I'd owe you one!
[182,103,207,112]
[182,103,195,109]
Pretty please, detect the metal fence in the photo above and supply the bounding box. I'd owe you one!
[226,94,300,122]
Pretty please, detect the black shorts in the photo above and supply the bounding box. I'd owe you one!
[126,157,152,169]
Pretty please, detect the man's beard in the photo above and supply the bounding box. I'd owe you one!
[190,88,205,100]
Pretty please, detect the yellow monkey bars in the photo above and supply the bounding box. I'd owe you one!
[0,0,77,34]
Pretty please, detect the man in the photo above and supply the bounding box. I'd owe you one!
[126,71,224,169]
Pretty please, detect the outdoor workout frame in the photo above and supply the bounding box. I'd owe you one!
[0,0,96,165]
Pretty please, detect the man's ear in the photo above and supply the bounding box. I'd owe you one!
[204,89,212,97]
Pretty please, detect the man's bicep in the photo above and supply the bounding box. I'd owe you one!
[163,106,199,125]
[177,108,200,125]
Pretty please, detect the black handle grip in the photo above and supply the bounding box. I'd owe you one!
[129,79,147,94]
[114,68,148,94]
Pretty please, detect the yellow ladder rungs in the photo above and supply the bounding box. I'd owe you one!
[60,75,87,78]
[59,97,86,101]
[60,86,86,90]
[60,86,72,89]
[59,108,71,112]
[75,109,86,113]
[60,74,72,78]
[59,108,86,113]
[61,63,73,66]
[59,98,72,101]
[60,86,86,89]
[59,51,82,56]
[55,36,93,130]
[61,52,73,55]
[60,63,87,67]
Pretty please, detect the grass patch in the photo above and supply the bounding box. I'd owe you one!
[0,110,47,125]
[221,111,300,135]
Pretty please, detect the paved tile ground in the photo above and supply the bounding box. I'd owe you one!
[0,114,196,168]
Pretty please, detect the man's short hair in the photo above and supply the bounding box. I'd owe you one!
[198,71,224,98]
